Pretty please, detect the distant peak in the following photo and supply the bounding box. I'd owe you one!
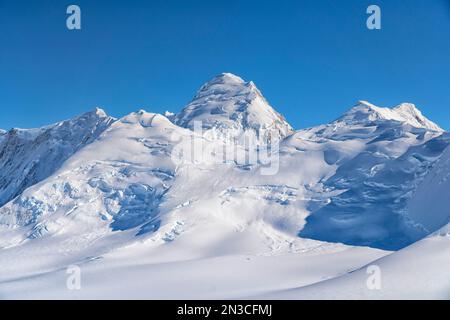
[174,73,293,141]
[84,107,108,118]
[339,101,443,131]
[393,102,442,131]
[394,102,418,111]
[120,110,174,128]
[393,103,422,117]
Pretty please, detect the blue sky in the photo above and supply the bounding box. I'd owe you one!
[1,0,450,130]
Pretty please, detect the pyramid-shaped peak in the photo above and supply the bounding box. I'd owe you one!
[174,73,293,142]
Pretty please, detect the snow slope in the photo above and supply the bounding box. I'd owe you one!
[0,106,329,256]
[339,100,443,132]
[174,73,293,143]
[0,239,387,299]
[406,142,450,233]
[0,111,180,241]
[0,108,387,299]
[291,101,448,249]
[260,229,450,300]
[0,108,115,207]
[0,73,449,299]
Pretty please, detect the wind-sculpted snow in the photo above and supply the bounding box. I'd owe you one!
[407,140,450,233]
[0,108,115,207]
[338,101,443,132]
[0,81,448,252]
[175,73,293,143]
[298,110,449,250]
[0,111,182,246]
[259,230,450,300]
[0,74,449,298]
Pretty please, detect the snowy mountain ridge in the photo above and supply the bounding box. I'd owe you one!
[0,108,115,208]
[407,141,450,233]
[0,74,448,248]
[0,73,449,299]
[338,100,443,131]
[0,130,5,145]
[174,73,293,143]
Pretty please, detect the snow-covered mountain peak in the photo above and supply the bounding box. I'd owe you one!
[174,73,293,143]
[392,103,442,131]
[337,101,443,131]
[203,72,245,85]
[87,107,108,118]
[190,73,249,102]
[393,102,418,113]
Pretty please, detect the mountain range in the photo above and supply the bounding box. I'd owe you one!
[0,73,449,299]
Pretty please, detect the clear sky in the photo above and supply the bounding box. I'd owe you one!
[1,0,450,130]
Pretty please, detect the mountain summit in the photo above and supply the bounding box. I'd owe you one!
[174,73,293,142]
[0,108,115,207]
[337,100,443,131]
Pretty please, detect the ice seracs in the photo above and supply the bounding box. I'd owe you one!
[0,108,115,207]
[0,74,449,299]
[174,73,293,143]
[392,103,443,131]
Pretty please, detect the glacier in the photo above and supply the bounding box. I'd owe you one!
[0,108,115,208]
[0,73,449,299]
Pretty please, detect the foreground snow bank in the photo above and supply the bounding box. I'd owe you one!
[259,231,450,299]
[0,240,386,299]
